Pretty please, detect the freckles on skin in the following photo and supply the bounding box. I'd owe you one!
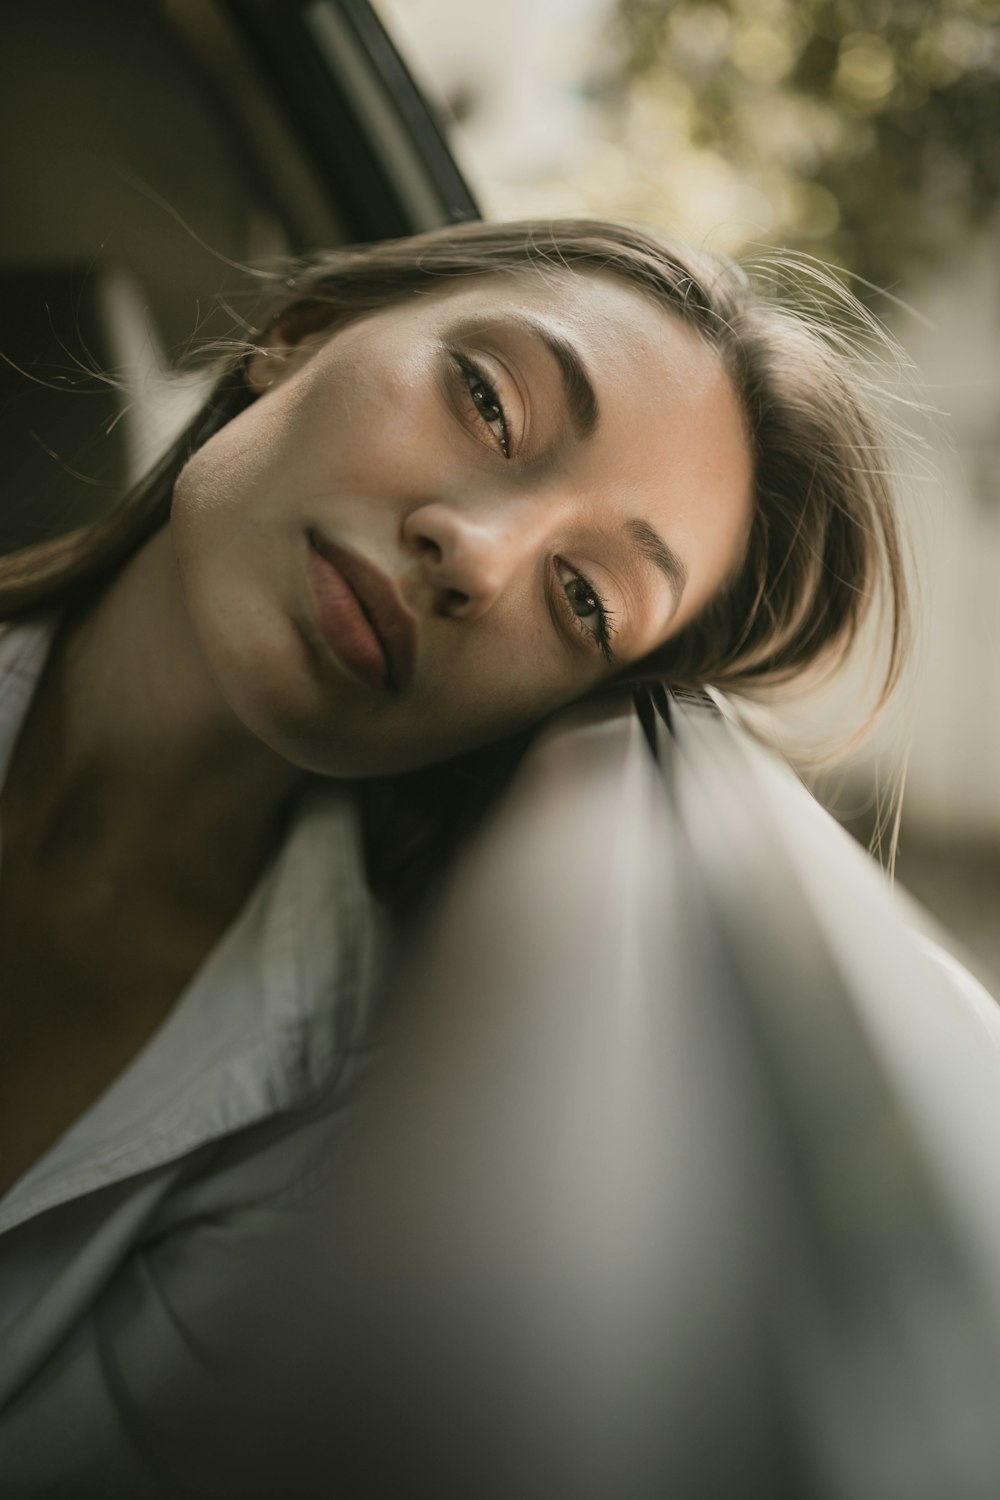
[294,332,437,507]
[415,611,562,735]
[169,267,753,781]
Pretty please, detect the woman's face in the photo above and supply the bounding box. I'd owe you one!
[171,269,753,778]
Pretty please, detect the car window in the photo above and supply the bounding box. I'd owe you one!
[0,0,476,551]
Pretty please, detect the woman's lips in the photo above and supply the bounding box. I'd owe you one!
[305,529,415,692]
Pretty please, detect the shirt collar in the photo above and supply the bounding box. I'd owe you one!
[0,610,384,1233]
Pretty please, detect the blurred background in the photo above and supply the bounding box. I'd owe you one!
[376,0,1000,990]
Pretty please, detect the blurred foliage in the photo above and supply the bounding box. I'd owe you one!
[603,0,1000,290]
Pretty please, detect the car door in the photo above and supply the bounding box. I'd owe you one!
[319,682,1000,1498]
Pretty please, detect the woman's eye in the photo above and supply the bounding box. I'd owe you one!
[453,356,511,458]
[470,378,502,424]
[555,560,617,664]
[566,574,601,622]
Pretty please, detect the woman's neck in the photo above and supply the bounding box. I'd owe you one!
[3,525,308,918]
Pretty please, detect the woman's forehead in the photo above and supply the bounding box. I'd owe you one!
[389,268,730,439]
[415,266,697,352]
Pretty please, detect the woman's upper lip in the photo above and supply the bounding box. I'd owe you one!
[307,529,416,691]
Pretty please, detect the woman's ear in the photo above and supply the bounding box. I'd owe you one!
[245,332,302,395]
[245,304,338,394]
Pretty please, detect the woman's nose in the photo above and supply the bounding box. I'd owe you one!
[402,503,544,620]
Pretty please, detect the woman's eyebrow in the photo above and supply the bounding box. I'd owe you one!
[625,517,688,610]
[445,311,599,440]
[506,315,599,440]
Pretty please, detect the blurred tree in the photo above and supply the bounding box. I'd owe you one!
[605,0,1000,292]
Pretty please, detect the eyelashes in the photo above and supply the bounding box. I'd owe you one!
[554,559,617,663]
[452,354,511,459]
[450,352,617,665]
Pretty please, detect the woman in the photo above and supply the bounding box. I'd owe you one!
[0,218,907,1489]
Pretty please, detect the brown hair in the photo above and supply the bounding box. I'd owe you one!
[0,219,910,907]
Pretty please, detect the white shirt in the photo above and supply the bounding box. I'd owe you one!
[0,611,385,1492]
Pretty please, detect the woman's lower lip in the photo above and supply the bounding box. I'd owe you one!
[306,539,389,691]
